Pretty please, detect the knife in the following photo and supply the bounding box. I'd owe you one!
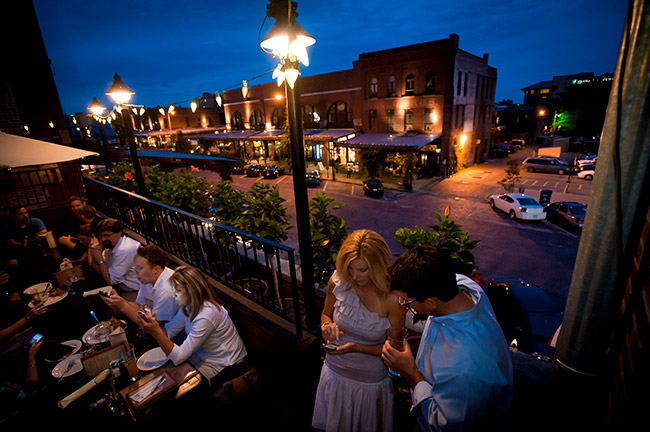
[59,359,75,381]
[148,376,166,397]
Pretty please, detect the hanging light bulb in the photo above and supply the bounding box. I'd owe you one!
[284,65,300,89]
[215,91,222,107]
[111,112,117,120]
[107,116,112,124]
[132,107,138,115]
[158,107,165,116]
[272,64,285,87]
[242,80,248,99]
[139,107,145,116]
[168,104,175,113]
[115,105,122,114]
[191,99,197,113]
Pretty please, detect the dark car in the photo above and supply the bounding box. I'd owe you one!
[231,165,245,175]
[262,166,284,179]
[493,144,511,157]
[363,179,384,197]
[578,162,596,172]
[245,165,262,177]
[522,157,572,174]
[306,170,321,187]
[544,201,586,229]
[485,278,563,358]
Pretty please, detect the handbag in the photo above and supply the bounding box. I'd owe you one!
[211,360,259,404]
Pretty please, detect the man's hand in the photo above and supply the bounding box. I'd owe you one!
[382,340,424,388]
[89,241,103,262]
[57,235,76,250]
[100,288,126,310]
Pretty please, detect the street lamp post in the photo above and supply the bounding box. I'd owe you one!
[88,96,113,170]
[106,73,146,196]
[261,0,318,330]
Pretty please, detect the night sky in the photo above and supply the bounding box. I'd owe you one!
[33,0,628,115]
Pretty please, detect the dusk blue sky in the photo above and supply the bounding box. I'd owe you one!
[33,0,628,115]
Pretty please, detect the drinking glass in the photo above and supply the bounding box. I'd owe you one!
[386,326,408,378]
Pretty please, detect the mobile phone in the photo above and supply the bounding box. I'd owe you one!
[323,343,339,352]
[99,290,110,298]
[29,333,43,346]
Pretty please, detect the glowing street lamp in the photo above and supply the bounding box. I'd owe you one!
[88,96,113,170]
[261,0,316,331]
[106,73,146,195]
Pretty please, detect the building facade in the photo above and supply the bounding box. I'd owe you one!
[221,34,497,177]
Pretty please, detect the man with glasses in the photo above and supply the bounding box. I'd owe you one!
[382,246,513,431]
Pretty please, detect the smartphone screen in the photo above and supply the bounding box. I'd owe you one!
[29,333,43,346]
[323,343,339,352]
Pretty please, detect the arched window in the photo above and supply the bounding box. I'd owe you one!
[387,76,396,96]
[231,111,244,130]
[327,101,352,127]
[303,104,319,129]
[425,71,436,94]
[405,74,415,96]
[271,107,286,129]
[369,78,378,97]
[250,109,264,130]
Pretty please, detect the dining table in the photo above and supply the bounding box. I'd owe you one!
[0,269,203,427]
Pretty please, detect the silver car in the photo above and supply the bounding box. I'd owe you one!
[521,157,571,174]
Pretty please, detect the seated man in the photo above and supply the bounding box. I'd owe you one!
[78,205,102,235]
[3,206,47,250]
[54,195,86,242]
[89,219,141,298]
[3,206,48,285]
[101,244,178,324]
[381,246,513,432]
[58,224,93,264]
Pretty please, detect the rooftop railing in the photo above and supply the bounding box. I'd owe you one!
[83,176,308,338]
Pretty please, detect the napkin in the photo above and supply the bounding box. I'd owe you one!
[58,368,111,409]
[82,286,112,297]
[129,373,171,404]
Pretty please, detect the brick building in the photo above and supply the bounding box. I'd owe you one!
[221,33,496,177]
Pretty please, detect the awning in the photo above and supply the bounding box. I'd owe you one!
[198,130,260,140]
[0,132,98,169]
[304,129,361,141]
[125,149,237,163]
[134,126,225,137]
[340,132,441,150]
[248,130,286,140]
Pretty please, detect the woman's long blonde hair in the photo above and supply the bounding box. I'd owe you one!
[335,230,392,294]
[169,266,220,320]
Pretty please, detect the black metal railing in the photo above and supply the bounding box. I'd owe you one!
[83,176,308,337]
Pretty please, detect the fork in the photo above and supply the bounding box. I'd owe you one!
[58,359,75,381]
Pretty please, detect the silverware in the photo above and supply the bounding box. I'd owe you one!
[58,359,75,381]
[147,376,166,397]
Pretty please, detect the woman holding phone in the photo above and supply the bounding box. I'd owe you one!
[140,265,247,383]
[312,230,406,432]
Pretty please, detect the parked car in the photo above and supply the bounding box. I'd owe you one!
[231,165,245,175]
[245,165,262,177]
[578,162,596,172]
[577,155,597,166]
[262,166,284,179]
[489,193,546,221]
[577,169,595,181]
[493,144,511,157]
[510,138,525,148]
[485,278,563,358]
[521,157,572,174]
[544,201,587,229]
[306,170,321,187]
[363,179,384,197]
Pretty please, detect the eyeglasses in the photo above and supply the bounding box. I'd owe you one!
[398,296,416,308]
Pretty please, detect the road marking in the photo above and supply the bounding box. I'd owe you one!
[543,181,548,186]
[578,184,582,190]
[351,185,354,196]
[532,181,539,186]
[554,182,559,187]
[521,179,529,184]
[323,181,328,191]
[275,176,287,186]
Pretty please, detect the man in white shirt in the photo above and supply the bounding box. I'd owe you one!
[101,244,178,324]
[382,246,513,432]
[89,219,141,299]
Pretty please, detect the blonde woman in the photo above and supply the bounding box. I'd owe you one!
[312,230,406,432]
[141,266,247,383]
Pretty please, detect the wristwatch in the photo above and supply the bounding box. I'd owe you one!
[97,260,105,265]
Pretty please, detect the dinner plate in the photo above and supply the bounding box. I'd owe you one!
[136,347,168,371]
[24,283,68,308]
[82,320,126,345]
[51,354,83,379]
[43,339,82,363]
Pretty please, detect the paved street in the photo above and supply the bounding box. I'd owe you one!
[197,144,592,309]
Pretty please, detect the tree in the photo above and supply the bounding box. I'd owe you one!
[498,158,521,193]
[359,148,387,178]
[212,180,244,228]
[309,192,348,289]
[393,206,480,276]
[175,130,192,153]
[496,98,514,106]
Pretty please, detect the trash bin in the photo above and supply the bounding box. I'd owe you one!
[539,189,553,205]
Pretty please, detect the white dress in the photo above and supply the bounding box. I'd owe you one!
[312,272,393,432]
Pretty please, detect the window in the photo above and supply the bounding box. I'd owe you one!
[303,104,318,128]
[540,88,550,94]
[405,74,415,96]
[404,109,413,131]
[455,105,465,129]
[386,109,394,132]
[369,78,377,97]
[369,110,377,131]
[231,111,244,130]
[387,76,396,96]
[425,72,436,94]
[464,72,468,96]
[250,109,264,130]
[185,117,191,127]
[457,71,462,96]
[327,101,352,126]
[271,107,286,128]
[424,108,435,131]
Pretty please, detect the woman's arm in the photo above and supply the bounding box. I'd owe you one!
[320,276,343,342]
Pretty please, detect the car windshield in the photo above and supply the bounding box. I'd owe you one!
[567,204,586,216]
[516,197,539,206]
